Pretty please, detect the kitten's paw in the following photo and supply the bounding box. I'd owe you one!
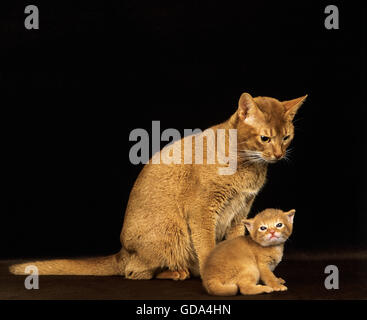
[176,269,191,280]
[272,284,288,291]
[262,285,274,293]
[277,277,286,284]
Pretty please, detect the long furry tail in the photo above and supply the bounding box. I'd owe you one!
[204,279,238,296]
[9,252,126,276]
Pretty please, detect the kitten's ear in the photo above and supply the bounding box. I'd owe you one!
[238,93,263,123]
[284,209,296,224]
[242,218,253,232]
[283,95,308,120]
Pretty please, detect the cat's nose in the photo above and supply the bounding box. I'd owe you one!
[274,153,283,160]
[269,229,276,234]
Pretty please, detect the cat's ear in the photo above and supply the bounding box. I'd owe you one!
[238,93,264,124]
[282,95,308,120]
[284,209,296,224]
[242,218,253,232]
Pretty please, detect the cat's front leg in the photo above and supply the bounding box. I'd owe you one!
[258,263,287,291]
[277,277,286,284]
[187,210,216,277]
[225,195,255,240]
[225,222,245,240]
[225,208,247,240]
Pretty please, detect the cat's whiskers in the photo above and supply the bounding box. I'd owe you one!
[238,150,263,156]
[282,148,293,164]
[237,150,267,166]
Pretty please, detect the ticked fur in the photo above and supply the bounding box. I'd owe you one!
[9,93,306,279]
[202,208,295,296]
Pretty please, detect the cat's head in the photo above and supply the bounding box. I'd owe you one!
[234,93,307,163]
[243,208,295,246]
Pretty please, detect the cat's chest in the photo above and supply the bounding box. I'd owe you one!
[213,165,267,241]
[215,191,254,241]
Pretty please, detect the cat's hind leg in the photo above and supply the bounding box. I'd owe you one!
[122,204,193,281]
[154,218,193,281]
[123,226,193,280]
[124,253,156,280]
[156,268,190,280]
[204,279,238,296]
[239,282,274,295]
[237,269,273,295]
[238,276,273,295]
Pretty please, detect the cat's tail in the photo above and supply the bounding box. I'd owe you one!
[204,279,238,296]
[9,251,128,276]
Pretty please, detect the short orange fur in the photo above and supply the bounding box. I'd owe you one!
[9,93,306,279]
[202,208,295,296]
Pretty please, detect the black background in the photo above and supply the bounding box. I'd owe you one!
[1,1,366,259]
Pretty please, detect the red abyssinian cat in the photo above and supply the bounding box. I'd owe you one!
[10,93,306,280]
[202,208,295,296]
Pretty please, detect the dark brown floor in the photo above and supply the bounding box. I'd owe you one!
[1,251,367,300]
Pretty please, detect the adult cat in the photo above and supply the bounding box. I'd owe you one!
[10,92,307,280]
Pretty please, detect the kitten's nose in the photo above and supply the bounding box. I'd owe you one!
[269,229,276,234]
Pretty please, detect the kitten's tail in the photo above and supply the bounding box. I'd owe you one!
[204,279,238,296]
[9,251,128,276]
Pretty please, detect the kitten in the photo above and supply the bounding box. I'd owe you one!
[202,208,295,296]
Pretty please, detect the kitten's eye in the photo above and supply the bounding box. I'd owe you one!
[259,226,267,231]
[283,135,290,141]
[260,136,270,143]
[276,223,283,228]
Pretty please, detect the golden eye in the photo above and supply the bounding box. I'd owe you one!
[260,136,270,143]
[283,135,290,141]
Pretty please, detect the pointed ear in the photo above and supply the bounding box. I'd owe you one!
[238,93,263,123]
[283,95,308,120]
[242,218,253,232]
[284,209,296,224]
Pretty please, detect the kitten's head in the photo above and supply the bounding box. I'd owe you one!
[243,208,295,247]
[234,93,307,163]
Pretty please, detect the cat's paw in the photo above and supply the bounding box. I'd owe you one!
[262,285,274,294]
[176,269,191,280]
[156,269,190,280]
[277,277,286,284]
[271,284,288,291]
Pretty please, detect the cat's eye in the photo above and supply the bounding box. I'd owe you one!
[259,226,267,231]
[260,136,270,143]
[283,135,290,141]
[276,223,283,228]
